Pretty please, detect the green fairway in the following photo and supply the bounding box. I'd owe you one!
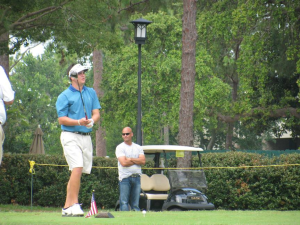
[0,205,299,225]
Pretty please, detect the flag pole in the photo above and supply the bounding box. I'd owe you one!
[31,172,33,210]
[85,189,98,218]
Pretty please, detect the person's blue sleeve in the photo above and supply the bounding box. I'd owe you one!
[91,89,101,110]
[56,94,69,118]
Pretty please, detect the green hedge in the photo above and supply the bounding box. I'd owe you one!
[0,152,299,210]
[0,153,121,209]
[201,152,300,210]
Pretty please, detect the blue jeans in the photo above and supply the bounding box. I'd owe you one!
[119,176,141,211]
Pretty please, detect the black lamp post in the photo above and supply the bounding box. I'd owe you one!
[130,18,152,145]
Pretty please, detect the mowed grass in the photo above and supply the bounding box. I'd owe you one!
[0,205,299,225]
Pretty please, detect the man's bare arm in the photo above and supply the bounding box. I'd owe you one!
[131,154,146,165]
[91,109,100,123]
[4,99,14,105]
[118,154,145,167]
[118,156,135,167]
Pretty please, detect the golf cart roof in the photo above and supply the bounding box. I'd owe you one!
[142,145,203,153]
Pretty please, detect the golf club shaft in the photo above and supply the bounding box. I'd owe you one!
[77,80,88,120]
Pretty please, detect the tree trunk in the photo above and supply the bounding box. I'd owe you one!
[164,126,169,145]
[163,112,169,145]
[93,49,106,157]
[225,77,238,150]
[177,0,197,168]
[225,122,234,150]
[207,130,216,150]
[0,32,9,78]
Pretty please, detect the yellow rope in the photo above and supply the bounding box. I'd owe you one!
[141,163,300,170]
[32,163,68,167]
[29,162,300,171]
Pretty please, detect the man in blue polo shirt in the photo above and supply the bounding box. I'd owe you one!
[56,63,101,217]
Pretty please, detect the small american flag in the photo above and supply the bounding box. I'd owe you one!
[85,192,98,218]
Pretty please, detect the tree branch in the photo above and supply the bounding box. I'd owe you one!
[11,0,72,29]
[0,6,11,25]
[12,23,57,31]
[64,7,102,28]
[217,107,300,123]
[117,0,149,13]
[9,43,41,71]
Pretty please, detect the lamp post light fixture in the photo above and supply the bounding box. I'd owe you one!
[130,18,152,146]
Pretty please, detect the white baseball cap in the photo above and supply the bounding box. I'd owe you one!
[68,64,88,77]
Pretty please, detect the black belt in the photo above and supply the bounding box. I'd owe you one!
[130,174,140,178]
[63,130,91,136]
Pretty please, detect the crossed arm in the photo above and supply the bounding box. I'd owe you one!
[118,154,146,167]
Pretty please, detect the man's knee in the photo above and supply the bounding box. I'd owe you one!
[71,167,83,175]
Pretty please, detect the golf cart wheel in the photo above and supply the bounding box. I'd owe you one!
[169,207,183,211]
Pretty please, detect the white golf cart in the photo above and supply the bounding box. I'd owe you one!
[115,145,215,211]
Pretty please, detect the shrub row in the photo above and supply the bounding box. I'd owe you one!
[0,152,299,210]
[0,153,120,209]
[201,152,300,210]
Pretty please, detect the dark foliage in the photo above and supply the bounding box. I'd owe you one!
[0,152,299,210]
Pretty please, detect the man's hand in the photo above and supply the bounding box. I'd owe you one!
[86,119,94,128]
[78,117,90,126]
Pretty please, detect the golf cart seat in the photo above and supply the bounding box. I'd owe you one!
[140,174,171,211]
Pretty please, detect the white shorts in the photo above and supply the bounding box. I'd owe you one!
[60,131,93,174]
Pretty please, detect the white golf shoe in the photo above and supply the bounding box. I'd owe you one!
[62,203,84,217]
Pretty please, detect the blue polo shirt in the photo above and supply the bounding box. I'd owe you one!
[56,85,101,133]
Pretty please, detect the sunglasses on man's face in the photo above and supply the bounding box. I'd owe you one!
[122,133,130,136]
[77,71,86,75]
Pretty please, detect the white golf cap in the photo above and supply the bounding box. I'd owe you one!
[68,64,88,77]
